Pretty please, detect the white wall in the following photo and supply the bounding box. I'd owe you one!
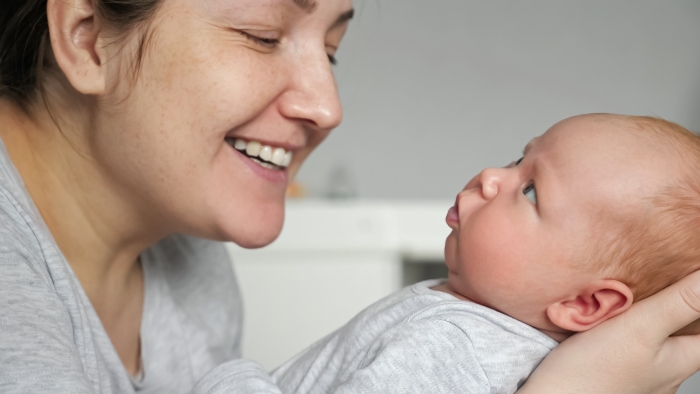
[296,0,700,199]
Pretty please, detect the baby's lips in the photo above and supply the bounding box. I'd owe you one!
[446,205,460,228]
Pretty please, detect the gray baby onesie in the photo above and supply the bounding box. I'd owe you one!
[272,280,558,394]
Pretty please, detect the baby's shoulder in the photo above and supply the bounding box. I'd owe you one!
[408,299,556,351]
[401,300,557,392]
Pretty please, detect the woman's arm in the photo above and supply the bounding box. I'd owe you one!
[518,270,700,394]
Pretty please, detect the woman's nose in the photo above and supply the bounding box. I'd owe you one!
[278,47,343,130]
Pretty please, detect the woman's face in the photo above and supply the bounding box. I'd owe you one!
[95,0,353,247]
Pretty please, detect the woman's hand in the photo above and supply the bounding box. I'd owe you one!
[518,270,700,394]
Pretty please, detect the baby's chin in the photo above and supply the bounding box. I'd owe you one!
[440,275,482,305]
[431,280,472,303]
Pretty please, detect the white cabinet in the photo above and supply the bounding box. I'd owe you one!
[227,200,451,370]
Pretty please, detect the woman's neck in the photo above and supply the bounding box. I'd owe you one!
[0,99,160,283]
[0,98,164,373]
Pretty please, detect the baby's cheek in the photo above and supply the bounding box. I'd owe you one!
[443,232,459,269]
[460,246,535,307]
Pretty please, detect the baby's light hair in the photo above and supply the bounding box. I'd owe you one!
[587,116,700,335]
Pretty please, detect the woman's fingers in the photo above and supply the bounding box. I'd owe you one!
[517,269,700,394]
[628,270,700,344]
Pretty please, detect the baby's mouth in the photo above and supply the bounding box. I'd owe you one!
[225,138,293,170]
[446,205,459,224]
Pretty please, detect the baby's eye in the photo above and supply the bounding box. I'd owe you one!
[523,183,537,204]
[507,157,524,168]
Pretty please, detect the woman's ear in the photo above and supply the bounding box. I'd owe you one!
[47,0,107,94]
[546,280,633,332]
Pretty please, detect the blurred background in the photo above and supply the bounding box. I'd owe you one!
[230,1,700,391]
[298,0,700,198]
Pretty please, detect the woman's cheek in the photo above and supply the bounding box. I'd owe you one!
[176,53,279,134]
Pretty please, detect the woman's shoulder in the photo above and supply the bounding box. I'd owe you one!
[0,175,49,274]
[0,141,47,255]
[0,192,54,299]
[0,150,71,297]
[0,152,99,391]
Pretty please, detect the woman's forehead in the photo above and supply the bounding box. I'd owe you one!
[201,0,352,24]
[205,0,300,13]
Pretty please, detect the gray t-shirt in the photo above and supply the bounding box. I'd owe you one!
[0,141,279,392]
[273,280,558,394]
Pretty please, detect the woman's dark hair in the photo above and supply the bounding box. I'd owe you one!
[0,0,161,106]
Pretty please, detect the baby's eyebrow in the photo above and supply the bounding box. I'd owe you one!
[523,137,537,156]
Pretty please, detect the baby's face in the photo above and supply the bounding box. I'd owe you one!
[444,115,675,332]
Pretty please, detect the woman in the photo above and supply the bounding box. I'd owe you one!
[0,0,698,392]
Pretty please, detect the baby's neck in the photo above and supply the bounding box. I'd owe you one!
[537,328,572,343]
[430,282,572,343]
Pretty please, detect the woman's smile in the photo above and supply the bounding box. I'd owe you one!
[227,138,294,169]
[225,138,293,183]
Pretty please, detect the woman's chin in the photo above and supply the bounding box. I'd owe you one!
[229,228,282,249]
[214,206,285,249]
[201,174,287,247]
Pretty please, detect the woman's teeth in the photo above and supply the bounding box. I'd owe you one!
[227,138,293,169]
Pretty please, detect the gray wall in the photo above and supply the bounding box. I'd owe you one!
[296,0,700,199]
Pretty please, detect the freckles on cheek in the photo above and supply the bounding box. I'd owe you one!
[208,60,285,134]
[152,16,285,131]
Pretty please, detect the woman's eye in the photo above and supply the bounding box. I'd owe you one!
[523,183,537,204]
[515,157,524,165]
[241,32,280,48]
[328,54,338,65]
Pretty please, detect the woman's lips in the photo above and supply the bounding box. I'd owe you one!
[229,144,289,184]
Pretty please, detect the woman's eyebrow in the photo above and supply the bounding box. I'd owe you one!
[332,9,355,28]
[292,0,318,12]
[290,0,354,27]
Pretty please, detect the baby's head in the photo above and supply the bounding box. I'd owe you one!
[444,114,700,340]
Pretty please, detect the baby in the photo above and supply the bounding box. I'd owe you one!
[272,114,700,394]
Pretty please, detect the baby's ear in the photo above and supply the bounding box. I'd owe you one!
[546,280,633,332]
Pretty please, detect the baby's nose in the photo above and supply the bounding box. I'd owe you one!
[479,168,503,200]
